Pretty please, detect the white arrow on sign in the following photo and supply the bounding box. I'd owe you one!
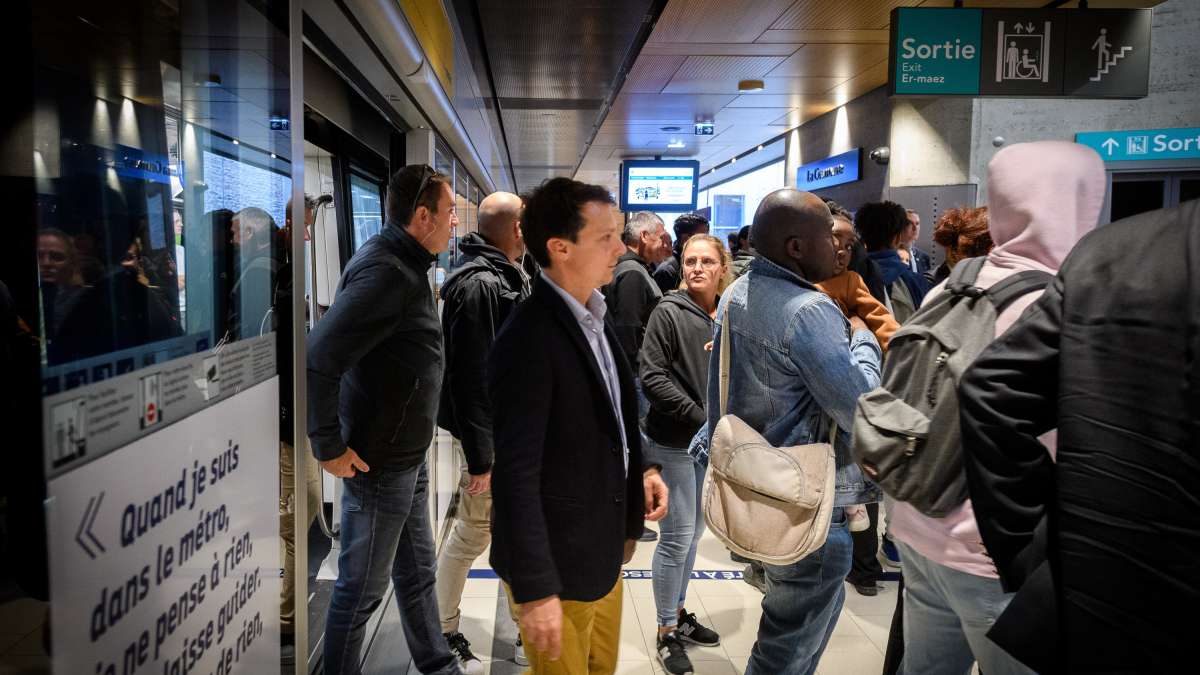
[1101,138,1119,155]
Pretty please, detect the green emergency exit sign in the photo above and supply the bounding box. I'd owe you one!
[891,8,983,95]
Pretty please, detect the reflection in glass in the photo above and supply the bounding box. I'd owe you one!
[32,0,293,391]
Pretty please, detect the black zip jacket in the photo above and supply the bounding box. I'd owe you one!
[306,224,443,471]
[437,232,531,474]
[602,250,661,371]
[652,252,681,294]
[639,291,715,448]
[959,200,1200,674]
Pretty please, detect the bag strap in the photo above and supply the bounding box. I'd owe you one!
[985,270,1054,313]
[718,302,838,445]
[719,303,731,417]
[945,256,987,298]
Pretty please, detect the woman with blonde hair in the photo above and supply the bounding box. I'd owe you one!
[639,233,729,674]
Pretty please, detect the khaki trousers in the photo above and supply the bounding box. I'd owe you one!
[435,454,495,633]
[506,579,623,675]
[279,441,321,634]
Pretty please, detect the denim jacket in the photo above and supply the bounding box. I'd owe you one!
[705,255,883,506]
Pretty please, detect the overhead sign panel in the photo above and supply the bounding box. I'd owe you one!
[889,7,1152,99]
[796,148,862,192]
[891,8,982,96]
[1075,127,1200,162]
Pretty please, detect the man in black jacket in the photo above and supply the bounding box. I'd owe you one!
[960,200,1200,674]
[434,190,529,672]
[652,213,709,293]
[306,164,460,675]
[603,211,669,372]
[489,177,669,673]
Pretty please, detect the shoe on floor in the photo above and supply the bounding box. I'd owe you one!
[742,563,767,594]
[676,608,720,647]
[514,635,529,666]
[850,580,879,596]
[639,526,658,542]
[656,631,695,675]
[880,537,902,569]
[847,506,870,532]
[445,631,484,675]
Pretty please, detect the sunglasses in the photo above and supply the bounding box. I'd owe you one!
[411,164,435,219]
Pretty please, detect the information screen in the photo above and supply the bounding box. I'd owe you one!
[620,160,700,212]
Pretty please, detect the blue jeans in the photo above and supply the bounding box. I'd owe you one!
[896,541,1035,675]
[324,463,458,675]
[647,439,706,626]
[745,510,851,675]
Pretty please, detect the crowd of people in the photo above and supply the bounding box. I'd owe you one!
[300,138,1195,675]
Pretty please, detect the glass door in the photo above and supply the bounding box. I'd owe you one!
[348,169,385,251]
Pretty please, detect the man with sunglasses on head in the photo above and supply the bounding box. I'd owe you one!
[307,164,461,675]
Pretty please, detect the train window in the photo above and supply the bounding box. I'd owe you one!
[33,0,294,397]
[349,170,385,250]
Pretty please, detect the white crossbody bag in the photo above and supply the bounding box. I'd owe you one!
[701,306,837,565]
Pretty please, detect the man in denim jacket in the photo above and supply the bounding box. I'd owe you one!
[706,188,882,675]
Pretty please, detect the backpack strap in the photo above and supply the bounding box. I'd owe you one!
[945,257,987,298]
[985,270,1055,313]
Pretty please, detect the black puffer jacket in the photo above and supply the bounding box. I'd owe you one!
[638,291,715,448]
[306,224,442,471]
[438,232,531,474]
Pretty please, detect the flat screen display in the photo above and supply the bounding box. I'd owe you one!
[620,159,700,211]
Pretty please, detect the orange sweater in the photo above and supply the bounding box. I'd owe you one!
[816,270,899,350]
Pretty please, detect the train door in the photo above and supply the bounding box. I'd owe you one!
[4,1,303,674]
[1108,170,1200,222]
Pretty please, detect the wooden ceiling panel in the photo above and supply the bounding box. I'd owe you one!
[605,93,738,123]
[771,0,919,31]
[828,59,890,103]
[649,0,798,43]
[767,43,889,79]
[670,55,790,82]
[622,55,687,94]
[664,74,844,95]
[756,28,890,44]
[642,42,802,57]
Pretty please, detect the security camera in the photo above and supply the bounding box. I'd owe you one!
[869,146,890,165]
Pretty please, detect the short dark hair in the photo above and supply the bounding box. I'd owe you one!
[737,225,751,243]
[520,177,615,268]
[673,213,709,240]
[823,199,853,223]
[855,200,908,252]
[385,164,452,227]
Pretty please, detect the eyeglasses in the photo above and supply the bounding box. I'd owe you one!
[410,164,435,220]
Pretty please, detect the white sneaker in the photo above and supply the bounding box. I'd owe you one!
[514,635,529,666]
[445,632,484,675]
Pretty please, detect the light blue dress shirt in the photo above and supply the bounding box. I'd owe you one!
[543,273,629,475]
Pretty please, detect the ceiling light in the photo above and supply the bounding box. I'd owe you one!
[738,79,765,92]
[757,145,764,152]
[232,139,239,145]
[730,156,737,163]
[660,126,681,132]
[667,140,685,149]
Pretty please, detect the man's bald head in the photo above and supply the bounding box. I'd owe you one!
[750,188,839,282]
[478,191,524,261]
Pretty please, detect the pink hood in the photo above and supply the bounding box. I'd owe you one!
[986,141,1107,274]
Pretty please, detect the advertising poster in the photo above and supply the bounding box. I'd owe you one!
[46,379,280,675]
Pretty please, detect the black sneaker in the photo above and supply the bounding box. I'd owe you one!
[676,609,720,647]
[444,632,484,675]
[656,632,694,675]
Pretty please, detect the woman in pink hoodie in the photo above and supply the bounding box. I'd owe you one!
[887,141,1107,675]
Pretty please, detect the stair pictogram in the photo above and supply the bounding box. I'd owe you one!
[1091,46,1133,81]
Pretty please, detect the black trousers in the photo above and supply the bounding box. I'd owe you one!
[847,502,883,586]
[882,575,904,675]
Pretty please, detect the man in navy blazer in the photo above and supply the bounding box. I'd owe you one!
[489,177,669,673]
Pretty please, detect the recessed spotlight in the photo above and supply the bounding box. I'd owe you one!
[661,126,681,132]
[757,145,764,152]
[270,153,276,159]
[730,156,737,163]
[232,139,239,145]
[738,79,765,92]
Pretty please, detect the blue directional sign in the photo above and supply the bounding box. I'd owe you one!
[1075,127,1200,162]
[796,148,862,192]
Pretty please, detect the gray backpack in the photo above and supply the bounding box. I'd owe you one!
[851,257,1052,517]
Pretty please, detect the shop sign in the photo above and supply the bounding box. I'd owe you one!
[796,148,862,192]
